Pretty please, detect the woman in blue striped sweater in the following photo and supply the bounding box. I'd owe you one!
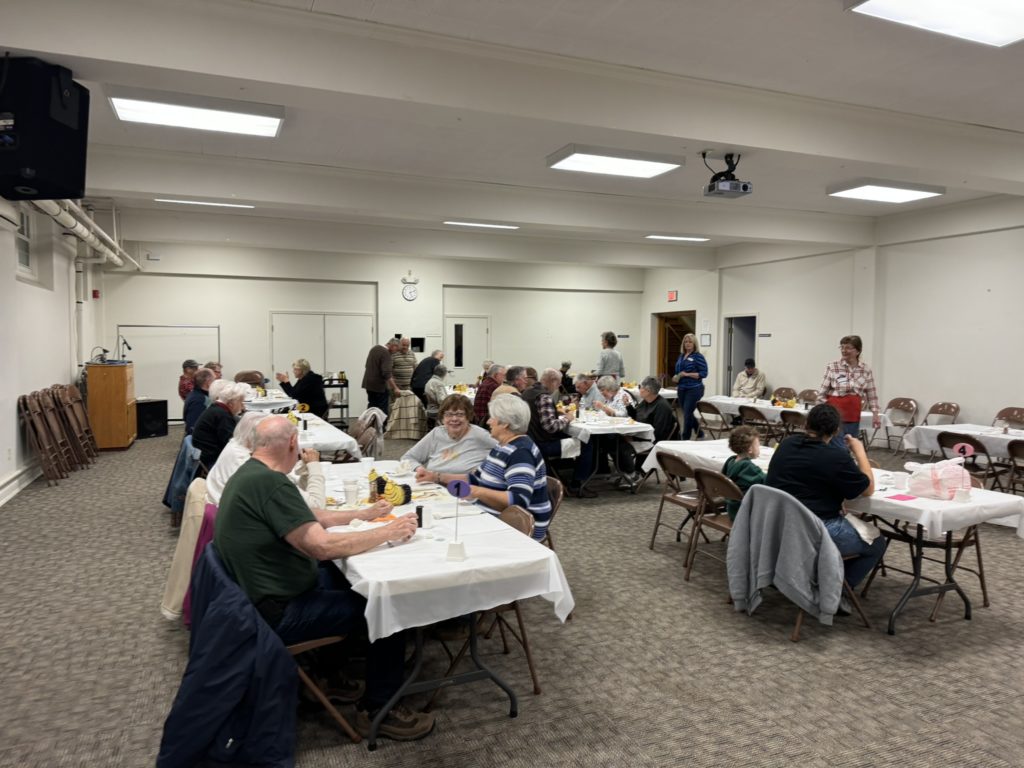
[434,394,551,542]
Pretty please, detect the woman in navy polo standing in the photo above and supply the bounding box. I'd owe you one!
[674,333,708,440]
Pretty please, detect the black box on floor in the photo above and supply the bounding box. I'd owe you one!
[136,398,168,439]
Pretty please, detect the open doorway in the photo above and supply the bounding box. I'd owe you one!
[654,311,696,383]
[723,315,757,395]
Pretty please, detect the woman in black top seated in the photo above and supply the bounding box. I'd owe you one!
[276,358,328,418]
[765,403,885,588]
[192,381,250,470]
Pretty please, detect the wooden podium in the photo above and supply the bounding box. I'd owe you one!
[85,363,137,449]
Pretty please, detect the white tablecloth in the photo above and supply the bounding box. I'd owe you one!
[566,416,655,444]
[902,423,1024,458]
[847,469,1024,540]
[333,511,574,641]
[296,412,360,456]
[640,439,774,476]
[445,386,476,403]
[704,396,888,430]
[244,389,298,412]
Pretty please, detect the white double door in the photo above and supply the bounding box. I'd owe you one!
[270,312,374,415]
[443,315,490,380]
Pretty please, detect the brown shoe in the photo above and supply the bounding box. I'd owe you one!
[356,705,435,741]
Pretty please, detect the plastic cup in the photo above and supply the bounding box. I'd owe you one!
[343,480,359,506]
[954,488,971,503]
[360,456,374,470]
[894,473,908,490]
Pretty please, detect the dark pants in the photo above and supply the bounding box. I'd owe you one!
[366,390,390,419]
[538,437,594,486]
[829,422,861,450]
[413,388,427,408]
[272,563,405,710]
[679,385,705,440]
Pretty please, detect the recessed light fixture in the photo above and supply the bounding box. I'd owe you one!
[827,180,945,204]
[111,96,283,137]
[155,198,256,209]
[645,235,710,242]
[846,0,1024,48]
[443,220,520,230]
[546,144,683,179]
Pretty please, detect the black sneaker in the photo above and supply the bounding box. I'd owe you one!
[325,677,365,704]
[356,705,435,741]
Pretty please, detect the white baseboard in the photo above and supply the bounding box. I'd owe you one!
[0,463,42,507]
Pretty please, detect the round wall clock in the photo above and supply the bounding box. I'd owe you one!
[401,283,419,301]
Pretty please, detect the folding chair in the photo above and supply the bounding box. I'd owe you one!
[635,420,679,492]
[65,384,99,455]
[287,637,362,743]
[771,387,796,401]
[696,400,732,440]
[738,404,785,447]
[797,389,818,407]
[649,452,701,550]
[923,401,960,426]
[357,426,379,459]
[779,409,806,438]
[875,397,918,453]
[993,406,1024,430]
[936,431,1007,491]
[1006,440,1024,496]
[684,468,742,581]
[541,475,564,550]
[18,394,65,485]
[791,553,872,641]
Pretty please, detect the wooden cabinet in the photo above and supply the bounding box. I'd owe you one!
[86,363,137,449]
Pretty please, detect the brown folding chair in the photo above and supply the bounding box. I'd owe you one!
[738,404,785,447]
[35,390,80,473]
[797,389,818,406]
[876,397,918,454]
[684,468,743,581]
[24,392,72,479]
[41,388,89,471]
[696,400,732,440]
[650,453,701,550]
[430,505,542,705]
[52,384,97,463]
[635,420,679,492]
[541,475,564,550]
[356,426,379,459]
[993,406,1024,430]
[287,637,362,743]
[18,395,64,485]
[233,370,265,386]
[791,552,872,641]
[1006,440,1024,496]
[772,387,796,401]
[936,431,1007,491]
[779,409,806,437]
[923,401,960,426]
[66,384,99,455]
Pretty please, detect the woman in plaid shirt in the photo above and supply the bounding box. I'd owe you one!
[817,335,881,443]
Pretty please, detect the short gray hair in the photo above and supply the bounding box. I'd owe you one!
[506,365,527,383]
[252,414,297,451]
[194,367,216,389]
[487,364,505,378]
[215,381,252,404]
[209,379,231,401]
[540,367,561,386]
[596,375,619,394]
[291,358,311,375]
[640,376,661,395]
[574,373,593,386]
[488,394,530,434]
[434,364,448,378]
[431,349,443,358]
[233,411,269,450]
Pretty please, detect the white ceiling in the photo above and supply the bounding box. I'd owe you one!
[7,0,1024,264]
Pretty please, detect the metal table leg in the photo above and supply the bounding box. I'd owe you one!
[886,526,972,635]
[366,614,519,750]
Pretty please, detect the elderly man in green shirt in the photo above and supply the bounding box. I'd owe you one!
[214,415,433,741]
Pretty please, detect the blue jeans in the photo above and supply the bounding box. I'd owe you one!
[274,563,405,710]
[829,422,861,449]
[538,437,594,485]
[679,385,705,440]
[823,516,887,588]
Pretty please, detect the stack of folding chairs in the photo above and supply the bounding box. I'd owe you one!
[17,383,98,485]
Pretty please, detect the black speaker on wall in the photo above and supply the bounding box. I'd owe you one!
[136,399,169,439]
[0,56,90,201]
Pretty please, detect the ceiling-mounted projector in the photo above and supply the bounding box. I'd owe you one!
[702,151,752,199]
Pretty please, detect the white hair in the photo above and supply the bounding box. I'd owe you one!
[596,375,619,394]
[251,414,297,451]
[488,394,530,434]
[215,381,252,404]
[233,411,269,450]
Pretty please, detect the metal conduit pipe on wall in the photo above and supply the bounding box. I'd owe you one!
[28,199,141,270]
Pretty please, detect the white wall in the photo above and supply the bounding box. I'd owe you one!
[877,231,1023,424]
[1,210,77,504]
[640,266,720,385]
[444,286,643,377]
[719,251,862,396]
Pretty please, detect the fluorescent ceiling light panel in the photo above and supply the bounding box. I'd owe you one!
[846,0,1024,47]
[443,220,520,230]
[645,235,710,242]
[155,198,255,209]
[547,144,683,179]
[827,180,945,204]
[111,97,282,137]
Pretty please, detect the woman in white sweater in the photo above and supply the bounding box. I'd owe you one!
[407,394,498,479]
[204,411,326,508]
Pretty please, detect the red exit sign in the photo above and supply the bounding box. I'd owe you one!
[667,290,678,302]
